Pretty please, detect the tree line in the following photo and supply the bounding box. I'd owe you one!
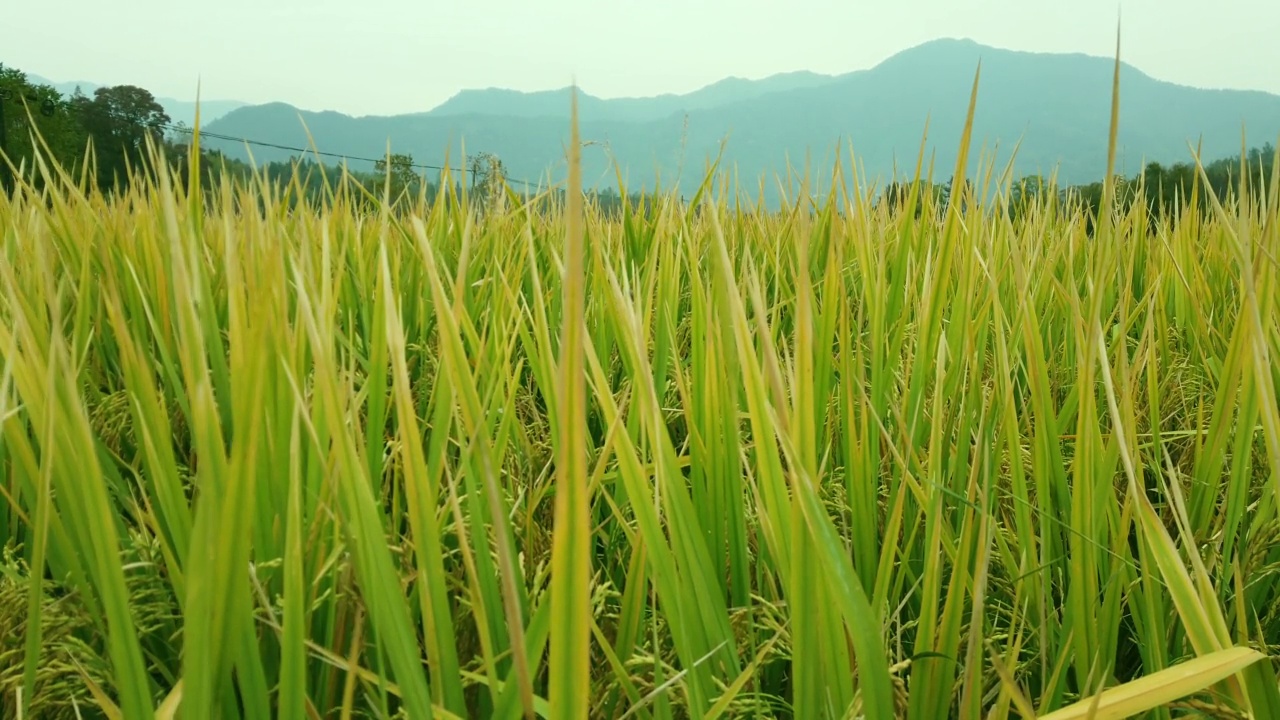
[5,62,1276,221]
[878,143,1278,228]
[0,65,496,210]
[1,64,174,193]
[0,64,660,214]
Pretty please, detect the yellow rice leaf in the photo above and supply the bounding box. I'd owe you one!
[1038,647,1264,720]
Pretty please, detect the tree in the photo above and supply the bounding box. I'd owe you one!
[0,65,89,190]
[1007,174,1051,221]
[374,152,418,202]
[935,176,977,217]
[468,151,506,211]
[73,84,170,190]
[166,121,193,146]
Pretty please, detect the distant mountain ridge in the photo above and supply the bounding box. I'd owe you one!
[194,38,1280,204]
[425,70,841,123]
[27,74,248,127]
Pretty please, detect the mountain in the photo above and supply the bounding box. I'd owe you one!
[425,70,840,123]
[26,74,248,126]
[200,38,1280,204]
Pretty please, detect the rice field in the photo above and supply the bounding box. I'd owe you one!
[1,70,1280,720]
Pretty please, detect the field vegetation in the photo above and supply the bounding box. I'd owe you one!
[1,53,1280,719]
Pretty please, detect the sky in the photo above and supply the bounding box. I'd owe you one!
[6,0,1279,117]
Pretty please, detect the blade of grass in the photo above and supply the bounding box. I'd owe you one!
[548,80,593,720]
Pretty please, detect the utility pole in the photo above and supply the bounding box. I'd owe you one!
[0,89,11,195]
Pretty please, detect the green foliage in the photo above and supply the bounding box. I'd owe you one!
[71,84,171,190]
[0,63,448,206]
[1,127,1279,718]
[0,65,88,188]
[375,152,423,202]
[3,53,1280,720]
[0,545,113,720]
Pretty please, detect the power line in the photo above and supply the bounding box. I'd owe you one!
[175,124,454,173]
[0,85,553,192]
[160,121,551,191]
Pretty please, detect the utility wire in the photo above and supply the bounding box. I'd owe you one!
[0,87,554,192]
[159,121,552,191]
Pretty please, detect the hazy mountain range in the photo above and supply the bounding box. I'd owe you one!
[31,38,1280,203]
[27,74,248,128]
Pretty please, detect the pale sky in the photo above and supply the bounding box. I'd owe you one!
[6,0,1279,116]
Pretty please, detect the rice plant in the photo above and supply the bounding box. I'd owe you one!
[1,55,1279,720]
